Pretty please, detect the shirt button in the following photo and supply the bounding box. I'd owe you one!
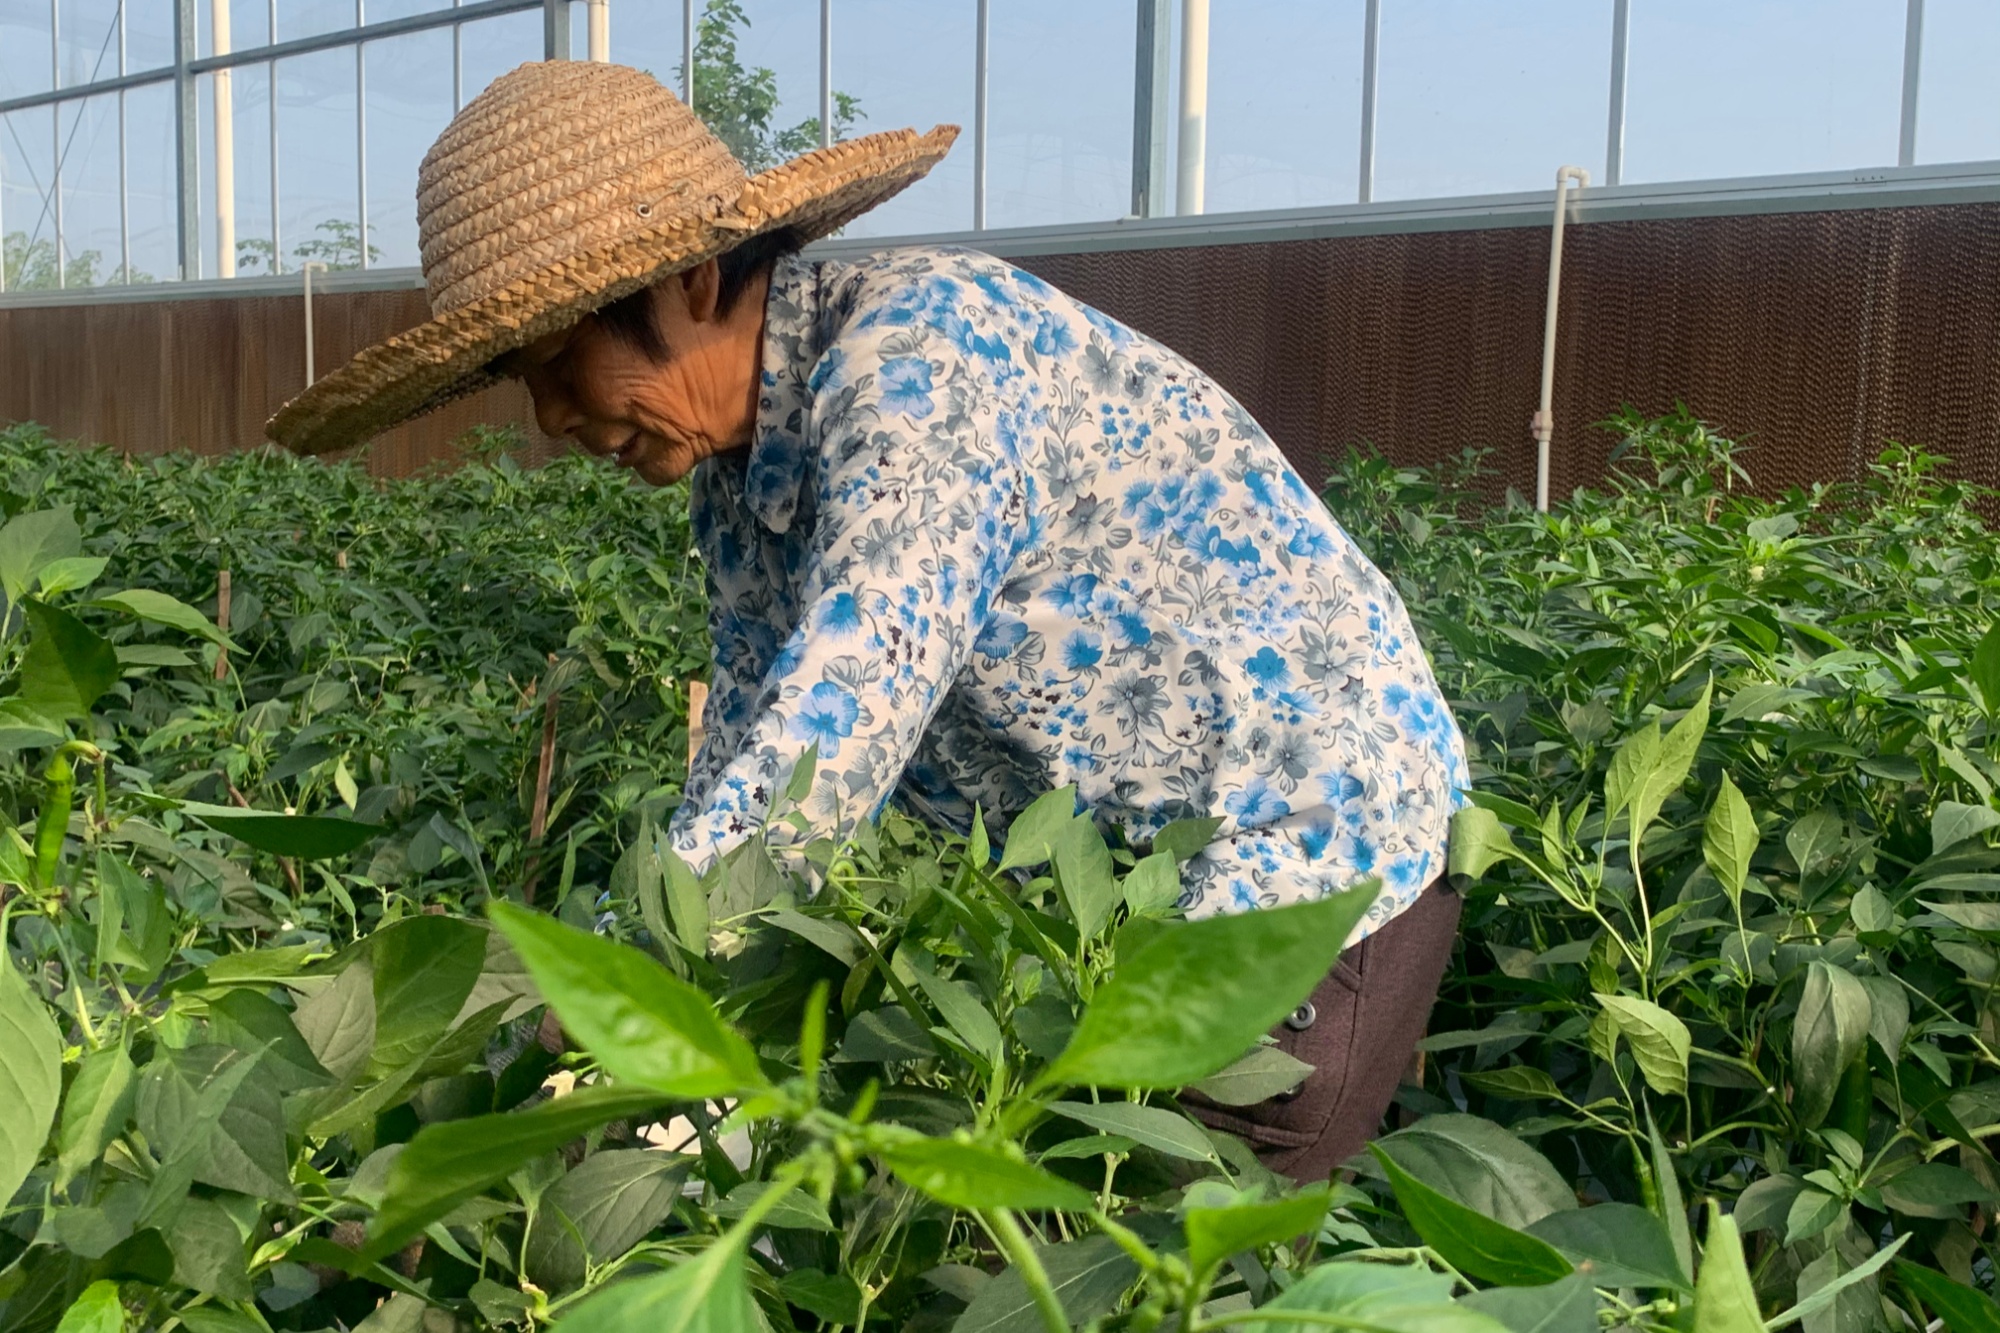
[1285,1002,1317,1032]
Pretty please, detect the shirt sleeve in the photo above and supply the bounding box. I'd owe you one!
[668,326,1025,871]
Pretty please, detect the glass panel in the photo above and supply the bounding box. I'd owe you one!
[1374,0,1608,201]
[196,61,277,278]
[457,8,546,109]
[2,0,54,97]
[366,0,456,23]
[835,0,974,238]
[274,46,363,272]
[1915,0,2000,165]
[2,106,63,288]
[51,91,121,286]
[278,0,365,47]
[363,27,453,268]
[986,0,1132,228]
[1208,0,1365,214]
[125,0,176,77]
[55,0,123,86]
[121,79,176,282]
[1623,0,1902,183]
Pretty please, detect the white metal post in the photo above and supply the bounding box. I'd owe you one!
[1898,0,1924,167]
[51,0,64,288]
[973,0,988,229]
[1533,166,1591,513]
[356,0,368,268]
[1358,0,1380,204]
[453,0,464,108]
[213,0,236,278]
[682,0,694,104]
[1175,0,1208,215]
[1605,0,1629,186]
[269,0,281,272]
[174,0,199,280]
[586,0,608,61]
[119,0,131,283]
[818,0,832,148]
[543,0,569,60]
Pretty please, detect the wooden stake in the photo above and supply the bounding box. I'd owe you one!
[522,655,560,905]
[335,549,349,571]
[213,569,232,681]
[687,679,709,773]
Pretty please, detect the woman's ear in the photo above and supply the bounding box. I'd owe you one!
[680,258,723,324]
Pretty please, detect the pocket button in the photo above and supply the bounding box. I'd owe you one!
[1285,1002,1317,1032]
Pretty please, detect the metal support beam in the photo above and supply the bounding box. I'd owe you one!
[973,0,989,229]
[1,0,543,117]
[269,0,280,272]
[543,0,570,60]
[586,0,608,60]
[818,0,832,148]
[452,0,464,108]
[174,0,200,280]
[1358,0,1380,204]
[1899,0,1924,167]
[214,0,236,278]
[1176,0,1208,215]
[1605,0,1629,186]
[119,0,131,283]
[356,0,368,268]
[51,0,65,288]
[1130,0,1170,218]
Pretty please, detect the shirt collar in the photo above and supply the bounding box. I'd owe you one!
[739,252,826,535]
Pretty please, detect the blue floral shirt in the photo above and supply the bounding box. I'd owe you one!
[669,246,1468,942]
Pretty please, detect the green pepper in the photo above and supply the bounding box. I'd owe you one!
[32,748,74,891]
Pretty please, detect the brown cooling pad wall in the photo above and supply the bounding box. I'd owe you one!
[4,201,1999,490]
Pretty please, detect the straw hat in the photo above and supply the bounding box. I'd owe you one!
[267,61,957,456]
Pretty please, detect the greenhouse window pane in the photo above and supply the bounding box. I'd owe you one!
[1914,0,2000,165]
[50,91,122,286]
[2,0,54,98]
[196,62,279,278]
[122,80,176,283]
[1374,0,1609,202]
[1206,0,1364,214]
[986,0,1132,229]
[3,106,62,288]
[54,0,123,86]
[363,27,454,268]
[836,0,974,239]
[1622,0,1902,183]
[274,46,364,273]
[456,7,544,107]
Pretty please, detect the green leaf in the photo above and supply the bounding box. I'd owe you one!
[177,801,381,857]
[1052,816,1119,941]
[1647,1108,1694,1290]
[909,965,1005,1064]
[1187,1045,1314,1105]
[19,599,119,720]
[1449,805,1521,881]
[1895,1261,2000,1333]
[1791,961,1871,1128]
[205,988,333,1093]
[55,1044,137,1190]
[1373,1114,1577,1230]
[551,1240,755,1331]
[0,507,81,605]
[367,1083,664,1259]
[1972,620,2000,716]
[169,1194,253,1299]
[368,915,489,1075]
[94,855,172,980]
[1185,1187,1330,1276]
[36,556,108,598]
[489,902,767,1100]
[1369,1143,1573,1287]
[1594,993,1691,1097]
[1457,1271,1601,1333]
[1526,1203,1690,1290]
[1048,1100,1217,1162]
[762,907,862,965]
[1692,1204,1764,1333]
[1460,1066,1563,1101]
[1153,815,1224,863]
[660,843,709,956]
[1631,683,1712,844]
[952,1235,1139,1333]
[526,1150,691,1292]
[1257,1261,1512,1333]
[1703,772,1758,907]
[90,588,231,644]
[0,957,62,1212]
[1038,1134,1138,1161]
[1933,800,2000,856]
[778,1270,863,1326]
[997,786,1079,872]
[1768,1233,1906,1330]
[53,1280,123,1333]
[714,1179,836,1231]
[876,1134,1095,1212]
[1043,884,1374,1090]
[1878,1162,1999,1216]
[1121,850,1183,917]
[1604,721,1662,822]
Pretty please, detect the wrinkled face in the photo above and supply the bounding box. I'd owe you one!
[502,259,768,486]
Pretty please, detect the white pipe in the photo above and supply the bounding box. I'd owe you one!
[212,0,235,278]
[1358,0,1379,203]
[681,0,693,105]
[973,0,988,229]
[1533,165,1590,513]
[818,0,832,148]
[586,0,608,61]
[302,261,328,384]
[1175,0,1207,215]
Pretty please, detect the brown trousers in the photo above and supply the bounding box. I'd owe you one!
[1185,882,1462,1182]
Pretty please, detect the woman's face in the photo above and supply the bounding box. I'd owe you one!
[505,258,767,486]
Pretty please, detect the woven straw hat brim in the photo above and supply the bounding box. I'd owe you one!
[267,123,959,457]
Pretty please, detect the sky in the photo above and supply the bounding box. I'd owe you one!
[3,0,2000,284]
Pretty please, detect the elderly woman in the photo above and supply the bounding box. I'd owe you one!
[271,61,1469,1181]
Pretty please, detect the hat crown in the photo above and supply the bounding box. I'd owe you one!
[416,61,747,314]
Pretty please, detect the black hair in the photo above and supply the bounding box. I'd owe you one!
[594,225,805,362]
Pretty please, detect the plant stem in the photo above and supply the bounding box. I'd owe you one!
[980,1207,1068,1333]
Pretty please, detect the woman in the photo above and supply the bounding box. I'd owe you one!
[271,61,1470,1181]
